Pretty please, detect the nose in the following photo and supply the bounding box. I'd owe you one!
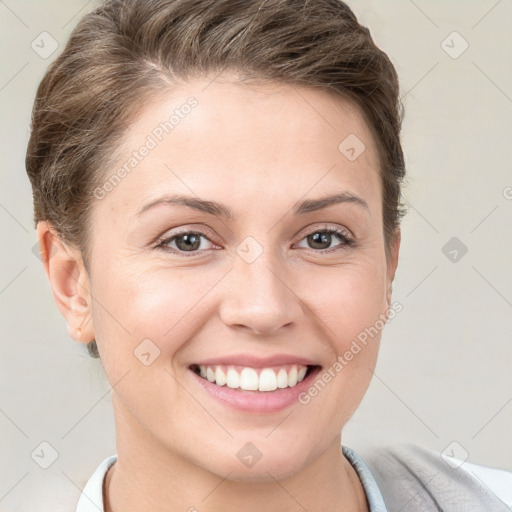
[218,249,302,336]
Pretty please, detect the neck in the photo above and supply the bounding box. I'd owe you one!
[104,398,369,512]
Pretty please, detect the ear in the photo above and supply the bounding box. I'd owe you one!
[385,228,401,307]
[36,221,94,345]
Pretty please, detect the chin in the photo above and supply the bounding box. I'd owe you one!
[206,446,312,484]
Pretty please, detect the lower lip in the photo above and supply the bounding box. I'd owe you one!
[189,365,322,414]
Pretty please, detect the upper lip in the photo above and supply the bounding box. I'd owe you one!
[191,354,320,369]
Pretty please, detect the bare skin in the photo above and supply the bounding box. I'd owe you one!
[38,74,400,511]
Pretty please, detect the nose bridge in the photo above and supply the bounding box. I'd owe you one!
[218,235,299,334]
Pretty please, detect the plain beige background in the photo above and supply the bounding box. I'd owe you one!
[0,0,511,509]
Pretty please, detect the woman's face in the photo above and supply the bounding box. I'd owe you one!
[74,76,399,480]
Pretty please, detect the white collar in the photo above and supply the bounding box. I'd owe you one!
[76,455,117,512]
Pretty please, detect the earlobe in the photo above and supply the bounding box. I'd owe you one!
[36,221,94,344]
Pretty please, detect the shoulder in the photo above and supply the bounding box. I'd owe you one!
[357,442,512,512]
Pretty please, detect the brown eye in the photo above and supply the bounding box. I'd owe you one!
[155,231,215,254]
[173,233,203,252]
[297,228,355,253]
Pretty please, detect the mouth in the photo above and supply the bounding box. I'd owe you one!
[189,363,321,393]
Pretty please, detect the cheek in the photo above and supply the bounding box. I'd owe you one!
[91,262,217,364]
[288,262,386,436]
[303,260,387,351]
[305,264,386,392]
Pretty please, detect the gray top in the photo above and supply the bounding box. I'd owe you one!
[359,443,511,512]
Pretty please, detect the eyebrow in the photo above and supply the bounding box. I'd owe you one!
[135,191,369,219]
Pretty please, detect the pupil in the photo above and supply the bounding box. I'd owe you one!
[177,233,200,251]
[309,232,330,249]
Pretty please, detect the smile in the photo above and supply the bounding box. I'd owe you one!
[190,363,317,392]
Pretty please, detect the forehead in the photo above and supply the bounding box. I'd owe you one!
[99,76,381,217]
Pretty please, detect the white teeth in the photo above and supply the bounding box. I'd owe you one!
[226,368,240,389]
[258,368,277,391]
[195,364,311,391]
[240,368,259,390]
[206,367,215,382]
[215,366,227,386]
[288,366,298,387]
[277,368,288,388]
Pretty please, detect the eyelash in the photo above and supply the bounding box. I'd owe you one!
[153,226,356,257]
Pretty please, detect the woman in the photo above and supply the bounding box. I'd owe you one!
[25,0,511,510]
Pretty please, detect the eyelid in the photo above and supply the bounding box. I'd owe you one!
[296,222,353,240]
[153,224,218,246]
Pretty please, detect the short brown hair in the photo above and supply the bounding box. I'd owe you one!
[26,0,407,359]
